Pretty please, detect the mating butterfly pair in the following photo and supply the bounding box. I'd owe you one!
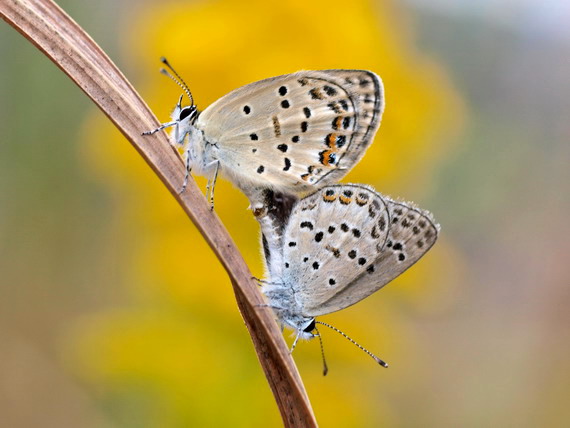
[145,60,439,370]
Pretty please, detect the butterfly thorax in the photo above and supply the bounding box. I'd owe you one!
[262,283,315,339]
[181,125,219,177]
[169,103,198,144]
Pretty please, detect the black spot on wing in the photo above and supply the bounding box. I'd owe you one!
[323,85,337,96]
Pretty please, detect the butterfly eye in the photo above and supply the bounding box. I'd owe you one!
[179,106,195,121]
[303,319,316,333]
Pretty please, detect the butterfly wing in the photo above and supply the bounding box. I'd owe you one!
[196,70,384,193]
[277,185,439,317]
[306,196,439,316]
[278,185,391,314]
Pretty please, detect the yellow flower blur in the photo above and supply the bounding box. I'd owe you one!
[70,0,464,425]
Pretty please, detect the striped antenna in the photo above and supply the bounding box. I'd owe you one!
[159,57,194,106]
[314,326,329,376]
[316,321,388,368]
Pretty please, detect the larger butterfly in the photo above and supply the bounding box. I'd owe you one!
[144,59,384,207]
[260,184,439,371]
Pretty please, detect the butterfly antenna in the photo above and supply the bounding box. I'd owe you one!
[314,326,329,376]
[159,57,194,106]
[316,321,388,368]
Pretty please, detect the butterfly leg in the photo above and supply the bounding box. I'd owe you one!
[254,303,285,310]
[290,333,301,354]
[251,276,264,286]
[205,160,220,210]
[251,276,284,287]
[178,144,193,194]
[142,121,177,136]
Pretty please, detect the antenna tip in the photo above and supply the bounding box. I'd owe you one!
[322,366,328,376]
[378,360,389,368]
[160,56,168,64]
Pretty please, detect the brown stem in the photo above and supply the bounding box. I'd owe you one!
[1,0,317,425]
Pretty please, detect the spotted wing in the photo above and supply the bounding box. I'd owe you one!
[278,185,439,317]
[196,70,384,194]
[278,185,391,315]
[306,196,439,316]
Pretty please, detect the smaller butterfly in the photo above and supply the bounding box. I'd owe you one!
[143,58,384,208]
[259,184,439,373]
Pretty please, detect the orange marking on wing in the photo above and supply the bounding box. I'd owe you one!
[309,88,324,100]
[272,116,281,137]
[334,117,343,130]
[325,245,341,258]
[323,193,337,202]
[320,150,334,166]
[339,195,352,204]
[327,133,338,149]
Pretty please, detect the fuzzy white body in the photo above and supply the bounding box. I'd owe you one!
[261,283,316,340]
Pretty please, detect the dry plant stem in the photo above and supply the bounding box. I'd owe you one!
[1,0,317,426]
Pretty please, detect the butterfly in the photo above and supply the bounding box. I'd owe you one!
[144,58,384,208]
[259,184,439,371]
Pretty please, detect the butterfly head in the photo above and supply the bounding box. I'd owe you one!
[142,58,198,142]
[300,318,317,339]
[170,95,198,144]
[289,317,317,340]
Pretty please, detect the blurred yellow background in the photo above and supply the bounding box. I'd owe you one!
[1,0,569,426]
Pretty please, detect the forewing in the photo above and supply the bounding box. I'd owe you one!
[196,70,384,192]
[278,185,391,316]
[307,197,440,316]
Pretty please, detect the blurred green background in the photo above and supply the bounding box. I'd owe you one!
[1,0,569,426]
